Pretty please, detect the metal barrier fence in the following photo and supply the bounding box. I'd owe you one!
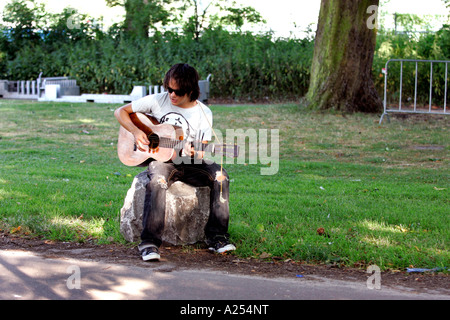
[379,59,449,124]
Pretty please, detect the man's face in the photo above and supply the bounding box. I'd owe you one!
[168,79,191,108]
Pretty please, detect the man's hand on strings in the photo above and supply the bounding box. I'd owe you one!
[133,129,150,152]
[186,141,206,159]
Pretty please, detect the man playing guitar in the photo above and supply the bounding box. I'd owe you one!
[114,63,236,261]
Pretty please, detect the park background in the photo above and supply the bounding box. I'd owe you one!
[0,0,449,271]
[0,0,449,101]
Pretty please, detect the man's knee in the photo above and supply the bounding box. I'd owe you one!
[148,161,169,173]
[149,175,169,189]
[215,170,229,183]
[147,162,172,190]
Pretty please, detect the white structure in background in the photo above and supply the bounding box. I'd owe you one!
[0,73,211,104]
[0,73,80,100]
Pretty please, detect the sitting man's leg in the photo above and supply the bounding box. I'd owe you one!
[181,161,236,253]
[139,161,178,261]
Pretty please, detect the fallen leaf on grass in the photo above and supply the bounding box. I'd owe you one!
[259,252,271,259]
[317,227,331,238]
[395,225,408,233]
[10,226,21,234]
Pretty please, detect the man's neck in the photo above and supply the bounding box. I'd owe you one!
[178,100,198,109]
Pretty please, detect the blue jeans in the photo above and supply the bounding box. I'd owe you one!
[139,159,230,249]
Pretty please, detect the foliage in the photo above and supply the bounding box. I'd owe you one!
[105,0,173,38]
[0,0,449,102]
[1,0,46,53]
[176,0,266,40]
[216,3,265,31]
[0,26,314,99]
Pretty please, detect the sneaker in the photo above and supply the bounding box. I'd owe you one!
[140,245,160,261]
[207,237,236,254]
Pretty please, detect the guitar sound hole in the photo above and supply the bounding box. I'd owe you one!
[148,133,159,150]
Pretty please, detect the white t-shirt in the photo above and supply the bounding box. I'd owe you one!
[131,92,213,143]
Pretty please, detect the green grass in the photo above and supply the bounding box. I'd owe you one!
[0,100,448,271]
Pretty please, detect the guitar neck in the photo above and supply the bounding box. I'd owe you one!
[127,113,239,158]
[176,139,238,158]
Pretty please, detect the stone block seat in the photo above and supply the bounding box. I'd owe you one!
[119,171,210,245]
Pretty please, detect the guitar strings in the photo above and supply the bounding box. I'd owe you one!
[156,131,207,150]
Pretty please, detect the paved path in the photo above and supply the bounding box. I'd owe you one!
[0,249,448,301]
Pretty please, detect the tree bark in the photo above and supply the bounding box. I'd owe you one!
[306,0,382,113]
[123,0,170,38]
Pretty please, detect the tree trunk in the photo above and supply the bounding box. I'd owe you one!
[124,0,151,38]
[123,0,170,38]
[306,0,382,113]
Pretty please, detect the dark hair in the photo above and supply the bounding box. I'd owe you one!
[163,63,200,102]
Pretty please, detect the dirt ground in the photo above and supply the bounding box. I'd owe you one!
[1,232,448,297]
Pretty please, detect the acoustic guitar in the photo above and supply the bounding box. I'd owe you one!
[117,112,239,166]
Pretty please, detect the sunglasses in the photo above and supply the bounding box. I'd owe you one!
[167,86,186,97]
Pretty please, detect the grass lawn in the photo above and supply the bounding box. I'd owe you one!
[0,100,448,271]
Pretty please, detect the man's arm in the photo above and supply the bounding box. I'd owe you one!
[114,104,149,151]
